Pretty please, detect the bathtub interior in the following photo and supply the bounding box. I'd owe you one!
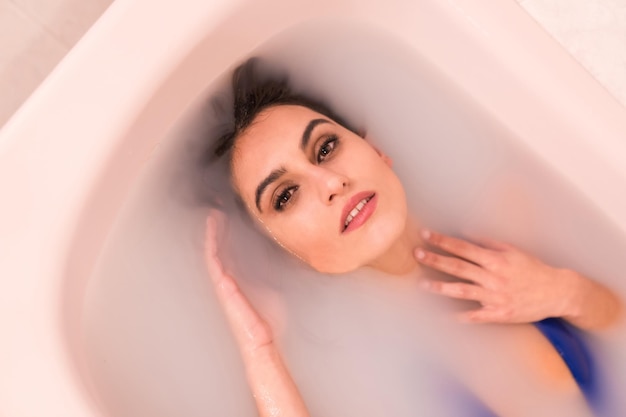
[75,17,626,417]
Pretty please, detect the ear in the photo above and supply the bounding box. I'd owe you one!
[368,139,393,168]
[380,152,393,167]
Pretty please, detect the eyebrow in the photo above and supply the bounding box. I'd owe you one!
[254,118,332,212]
[301,118,332,150]
[255,168,286,212]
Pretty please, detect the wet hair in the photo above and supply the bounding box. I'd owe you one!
[212,57,360,159]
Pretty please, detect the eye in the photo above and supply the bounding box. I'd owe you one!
[316,135,338,163]
[273,185,298,211]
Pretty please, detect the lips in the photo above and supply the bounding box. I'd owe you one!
[340,191,377,233]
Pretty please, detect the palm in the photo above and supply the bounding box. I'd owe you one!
[205,210,310,417]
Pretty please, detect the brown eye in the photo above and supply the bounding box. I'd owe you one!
[317,136,338,163]
[273,185,298,211]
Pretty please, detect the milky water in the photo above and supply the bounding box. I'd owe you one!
[82,20,626,416]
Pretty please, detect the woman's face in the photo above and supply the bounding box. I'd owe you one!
[231,105,409,274]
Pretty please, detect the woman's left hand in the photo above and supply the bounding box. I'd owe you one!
[414,230,582,324]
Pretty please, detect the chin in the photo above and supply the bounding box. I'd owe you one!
[363,213,408,256]
[366,209,408,239]
[307,252,363,274]
[306,212,408,275]
[307,249,372,275]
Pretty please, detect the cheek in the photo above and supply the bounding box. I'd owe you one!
[267,208,329,253]
[348,149,392,181]
[263,206,357,273]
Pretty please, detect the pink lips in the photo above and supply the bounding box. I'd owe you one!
[340,191,377,234]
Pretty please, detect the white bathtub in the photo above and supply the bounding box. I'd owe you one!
[2,0,626,416]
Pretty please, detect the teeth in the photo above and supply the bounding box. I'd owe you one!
[344,197,372,228]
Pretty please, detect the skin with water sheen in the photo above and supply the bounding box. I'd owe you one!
[206,104,623,417]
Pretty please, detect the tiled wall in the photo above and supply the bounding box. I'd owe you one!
[0,0,113,127]
[521,0,626,108]
[0,0,624,129]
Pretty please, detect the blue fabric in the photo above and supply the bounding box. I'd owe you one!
[451,318,601,416]
[534,318,602,411]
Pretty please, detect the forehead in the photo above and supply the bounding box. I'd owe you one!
[232,104,329,168]
[240,105,325,145]
[230,105,330,193]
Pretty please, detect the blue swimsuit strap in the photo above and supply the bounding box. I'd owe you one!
[533,317,601,408]
[450,318,603,417]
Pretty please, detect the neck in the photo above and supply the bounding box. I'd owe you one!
[367,217,424,276]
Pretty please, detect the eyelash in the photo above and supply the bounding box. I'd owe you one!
[273,185,298,211]
[271,135,340,212]
[316,135,338,163]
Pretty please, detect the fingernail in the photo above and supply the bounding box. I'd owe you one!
[415,249,425,260]
[421,229,431,240]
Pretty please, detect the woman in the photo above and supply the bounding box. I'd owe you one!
[204,58,622,416]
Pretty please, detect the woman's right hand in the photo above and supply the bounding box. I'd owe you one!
[205,210,311,417]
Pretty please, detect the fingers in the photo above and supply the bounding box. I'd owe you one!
[421,229,498,266]
[421,280,490,303]
[205,211,311,417]
[456,307,514,324]
[212,262,274,355]
[205,212,273,355]
[415,248,491,286]
[205,209,227,256]
[205,213,226,283]
[419,280,514,324]
[225,284,274,355]
[471,235,513,252]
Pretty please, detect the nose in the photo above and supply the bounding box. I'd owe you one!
[312,167,348,204]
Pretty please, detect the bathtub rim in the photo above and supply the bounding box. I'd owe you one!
[2,0,626,416]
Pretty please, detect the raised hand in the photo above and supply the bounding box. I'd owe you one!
[414,230,621,329]
[205,210,311,417]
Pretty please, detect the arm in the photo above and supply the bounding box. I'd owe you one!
[415,229,623,330]
[558,268,622,330]
[206,213,311,417]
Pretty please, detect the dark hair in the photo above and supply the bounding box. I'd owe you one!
[212,57,360,159]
